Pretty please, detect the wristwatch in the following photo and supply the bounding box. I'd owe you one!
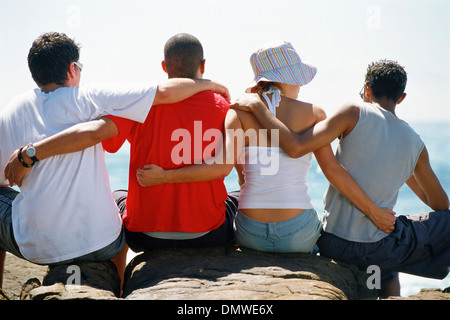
[26,143,39,163]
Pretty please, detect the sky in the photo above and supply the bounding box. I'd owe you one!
[0,0,449,123]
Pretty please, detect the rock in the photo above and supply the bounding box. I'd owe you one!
[385,288,450,300]
[2,253,47,300]
[122,246,377,300]
[5,248,449,300]
[24,282,119,300]
[22,260,121,300]
[0,288,9,300]
[20,277,41,300]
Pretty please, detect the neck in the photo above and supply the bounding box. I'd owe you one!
[39,83,65,93]
[370,97,397,115]
[38,73,79,93]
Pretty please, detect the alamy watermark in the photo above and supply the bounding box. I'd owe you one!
[366,5,381,30]
[67,4,81,30]
[171,121,281,175]
[66,265,81,285]
[366,265,381,290]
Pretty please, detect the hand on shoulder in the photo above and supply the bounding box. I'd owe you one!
[229,93,265,112]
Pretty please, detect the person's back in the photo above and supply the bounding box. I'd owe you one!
[104,91,229,233]
[315,59,450,297]
[232,41,325,253]
[322,101,424,242]
[236,94,319,210]
[0,33,157,265]
[102,33,238,251]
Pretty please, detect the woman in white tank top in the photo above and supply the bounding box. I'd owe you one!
[229,41,324,252]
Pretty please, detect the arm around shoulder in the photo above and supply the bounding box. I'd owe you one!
[153,79,230,105]
[136,109,242,187]
[280,102,358,158]
[4,117,119,187]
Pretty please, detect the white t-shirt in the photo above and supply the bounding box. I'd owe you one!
[0,83,157,264]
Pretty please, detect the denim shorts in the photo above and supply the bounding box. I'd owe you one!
[0,186,125,265]
[0,187,24,259]
[233,208,322,253]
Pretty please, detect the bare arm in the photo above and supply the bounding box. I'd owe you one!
[136,109,243,186]
[314,145,397,233]
[4,118,118,187]
[406,147,449,211]
[231,94,358,158]
[154,78,230,104]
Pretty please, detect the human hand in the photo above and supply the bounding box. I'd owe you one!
[369,207,397,233]
[229,93,265,112]
[136,164,167,187]
[4,148,31,187]
[210,80,231,101]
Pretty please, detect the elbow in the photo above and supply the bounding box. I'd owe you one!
[430,197,450,212]
[287,145,308,158]
[154,84,170,105]
[84,122,110,146]
[218,164,234,179]
[81,129,104,147]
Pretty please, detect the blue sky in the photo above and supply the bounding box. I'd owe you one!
[1,0,449,122]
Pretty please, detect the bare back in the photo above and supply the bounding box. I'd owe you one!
[233,93,325,222]
[236,94,324,148]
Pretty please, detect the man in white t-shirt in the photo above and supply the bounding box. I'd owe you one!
[0,32,230,289]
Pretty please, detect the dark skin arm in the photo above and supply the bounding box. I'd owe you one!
[230,94,359,157]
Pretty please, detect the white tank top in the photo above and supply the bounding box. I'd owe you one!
[238,89,314,210]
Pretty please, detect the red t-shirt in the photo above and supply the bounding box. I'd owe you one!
[103,91,229,233]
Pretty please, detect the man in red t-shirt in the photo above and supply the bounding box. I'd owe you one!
[103,33,239,251]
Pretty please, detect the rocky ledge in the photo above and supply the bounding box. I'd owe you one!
[2,247,449,300]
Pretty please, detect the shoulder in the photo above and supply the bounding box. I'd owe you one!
[225,107,243,121]
[311,103,327,122]
[328,101,361,126]
[336,101,361,116]
[224,108,244,129]
[280,96,326,125]
[1,89,39,118]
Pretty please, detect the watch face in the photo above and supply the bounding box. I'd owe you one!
[26,146,36,157]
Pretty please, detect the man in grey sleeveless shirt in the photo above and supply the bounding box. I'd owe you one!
[232,59,449,298]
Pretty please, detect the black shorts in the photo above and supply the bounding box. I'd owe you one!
[317,210,450,288]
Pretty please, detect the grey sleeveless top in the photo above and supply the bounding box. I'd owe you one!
[322,102,424,242]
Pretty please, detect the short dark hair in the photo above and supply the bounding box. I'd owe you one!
[27,32,81,86]
[365,59,407,102]
[163,33,204,78]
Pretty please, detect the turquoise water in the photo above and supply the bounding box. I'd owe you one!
[105,122,450,297]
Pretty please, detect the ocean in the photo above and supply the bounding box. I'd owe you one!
[105,121,450,297]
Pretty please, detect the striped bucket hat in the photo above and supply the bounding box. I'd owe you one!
[250,41,317,86]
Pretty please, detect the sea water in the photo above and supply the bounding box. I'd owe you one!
[105,121,450,297]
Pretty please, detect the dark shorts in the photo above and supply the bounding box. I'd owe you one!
[0,186,125,265]
[113,190,239,252]
[317,210,450,288]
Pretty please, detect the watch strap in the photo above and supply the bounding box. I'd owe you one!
[18,147,34,168]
